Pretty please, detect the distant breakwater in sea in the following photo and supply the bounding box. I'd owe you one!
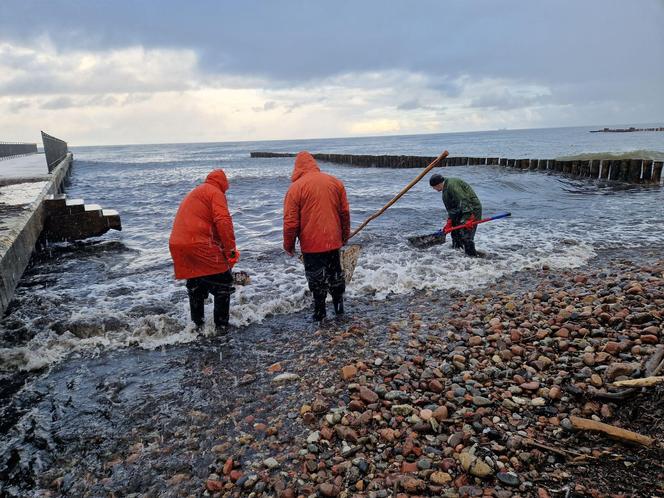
[250,152,664,185]
[590,126,664,133]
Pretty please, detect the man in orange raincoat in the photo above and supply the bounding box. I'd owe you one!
[283,152,350,321]
[169,169,239,331]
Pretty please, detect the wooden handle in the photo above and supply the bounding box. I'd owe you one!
[348,150,449,240]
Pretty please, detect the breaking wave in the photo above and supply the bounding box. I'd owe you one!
[556,149,664,161]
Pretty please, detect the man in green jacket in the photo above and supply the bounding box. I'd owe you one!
[429,174,482,257]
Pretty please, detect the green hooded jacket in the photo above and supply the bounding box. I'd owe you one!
[442,177,482,223]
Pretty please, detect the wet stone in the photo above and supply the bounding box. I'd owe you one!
[391,404,414,416]
[472,395,493,406]
[496,471,520,487]
[272,372,300,384]
[319,482,339,497]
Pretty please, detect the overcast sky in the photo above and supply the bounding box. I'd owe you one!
[1,1,662,145]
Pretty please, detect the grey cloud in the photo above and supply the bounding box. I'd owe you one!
[41,96,76,109]
[6,99,32,113]
[0,44,195,96]
[397,99,437,111]
[252,101,278,112]
[40,95,125,110]
[1,0,662,85]
[0,0,662,124]
[252,96,327,114]
[122,93,153,105]
[470,91,552,111]
[427,79,464,98]
[1,71,192,97]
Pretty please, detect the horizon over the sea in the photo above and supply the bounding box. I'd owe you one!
[68,121,664,149]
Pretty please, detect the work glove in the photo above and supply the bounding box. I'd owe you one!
[227,248,240,265]
[442,218,453,234]
[463,214,477,229]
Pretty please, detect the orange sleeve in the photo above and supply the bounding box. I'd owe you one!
[211,190,236,257]
[283,187,300,253]
[339,182,350,244]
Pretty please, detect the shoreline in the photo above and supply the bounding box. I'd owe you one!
[1,245,662,496]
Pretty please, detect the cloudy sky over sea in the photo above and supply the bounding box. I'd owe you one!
[1,1,662,145]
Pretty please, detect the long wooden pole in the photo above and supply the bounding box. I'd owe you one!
[348,150,449,240]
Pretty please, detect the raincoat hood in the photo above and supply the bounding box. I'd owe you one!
[291,151,320,182]
[205,169,229,192]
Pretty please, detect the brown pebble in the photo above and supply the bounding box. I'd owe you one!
[341,365,357,380]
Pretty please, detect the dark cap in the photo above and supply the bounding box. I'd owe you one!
[429,174,445,186]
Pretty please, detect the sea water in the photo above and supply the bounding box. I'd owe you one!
[1,125,663,371]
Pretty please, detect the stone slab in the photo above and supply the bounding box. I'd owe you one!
[0,153,49,185]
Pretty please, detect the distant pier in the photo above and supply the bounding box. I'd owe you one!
[250,152,664,185]
[0,133,121,313]
[590,126,664,133]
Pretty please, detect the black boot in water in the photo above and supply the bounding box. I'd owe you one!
[313,292,327,322]
[213,294,231,333]
[186,280,206,327]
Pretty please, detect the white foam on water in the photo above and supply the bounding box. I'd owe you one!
[348,237,594,300]
[0,218,615,374]
[0,332,111,372]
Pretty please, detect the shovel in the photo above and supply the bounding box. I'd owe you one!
[340,150,450,282]
[407,212,512,249]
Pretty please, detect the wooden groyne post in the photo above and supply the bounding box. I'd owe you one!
[250,152,663,185]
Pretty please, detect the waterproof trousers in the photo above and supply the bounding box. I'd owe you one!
[302,249,345,321]
[451,226,478,257]
[185,271,234,327]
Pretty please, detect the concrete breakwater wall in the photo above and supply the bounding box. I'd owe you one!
[0,154,72,312]
[250,152,664,184]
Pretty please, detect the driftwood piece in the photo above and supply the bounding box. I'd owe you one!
[590,345,664,401]
[523,438,583,459]
[645,345,664,375]
[611,376,664,388]
[570,416,654,447]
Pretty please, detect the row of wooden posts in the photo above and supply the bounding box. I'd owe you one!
[250,152,664,184]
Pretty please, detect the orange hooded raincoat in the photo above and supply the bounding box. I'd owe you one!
[283,152,350,254]
[169,169,237,279]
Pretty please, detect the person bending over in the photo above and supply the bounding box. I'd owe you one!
[429,174,482,257]
[169,169,239,332]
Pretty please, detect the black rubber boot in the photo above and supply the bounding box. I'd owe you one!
[187,287,205,327]
[332,294,344,315]
[464,240,478,257]
[213,294,231,331]
[312,292,327,322]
